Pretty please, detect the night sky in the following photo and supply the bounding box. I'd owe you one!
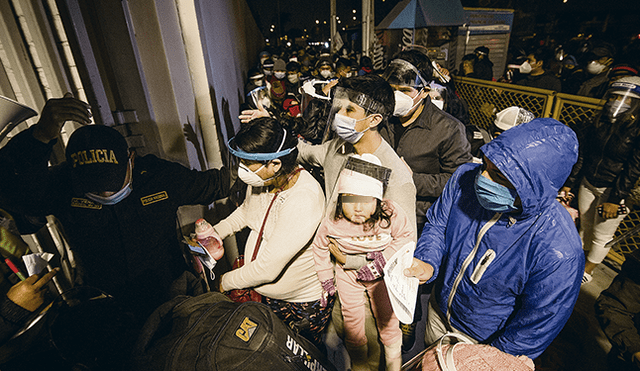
[245,0,640,44]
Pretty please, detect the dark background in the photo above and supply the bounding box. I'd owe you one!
[246,0,640,49]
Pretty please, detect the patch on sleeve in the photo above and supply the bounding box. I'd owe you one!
[140,191,169,206]
[71,198,103,210]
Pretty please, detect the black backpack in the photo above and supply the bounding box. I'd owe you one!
[131,292,337,371]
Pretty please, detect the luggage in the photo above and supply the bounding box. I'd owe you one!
[131,292,337,371]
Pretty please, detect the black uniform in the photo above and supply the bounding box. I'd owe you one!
[380,99,472,229]
[0,128,230,320]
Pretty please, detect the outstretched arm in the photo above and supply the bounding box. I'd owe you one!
[32,93,92,144]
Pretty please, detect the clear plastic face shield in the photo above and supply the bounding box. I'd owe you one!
[246,86,272,110]
[326,154,392,222]
[0,95,37,145]
[299,79,332,114]
[602,81,640,123]
[381,59,429,116]
[381,59,428,91]
[226,128,295,187]
[322,86,387,143]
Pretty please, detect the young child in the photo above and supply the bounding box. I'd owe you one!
[312,154,414,371]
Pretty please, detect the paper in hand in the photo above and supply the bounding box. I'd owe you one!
[383,242,419,324]
[22,252,54,276]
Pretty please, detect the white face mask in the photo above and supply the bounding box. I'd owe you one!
[258,97,271,109]
[85,159,133,205]
[263,69,272,76]
[333,113,371,143]
[345,72,353,78]
[274,72,286,80]
[519,61,532,74]
[238,163,274,187]
[252,79,263,87]
[431,99,444,110]
[287,74,299,84]
[393,90,422,117]
[587,60,606,75]
[320,70,332,79]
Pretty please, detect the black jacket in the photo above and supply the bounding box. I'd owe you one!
[515,71,562,92]
[0,298,31,345]
[380,99,472,225]
[595,249,640,364]
[0,128,230,320]
[565,117,640,204]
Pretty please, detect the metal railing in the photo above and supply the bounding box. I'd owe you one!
[453,76,634,265]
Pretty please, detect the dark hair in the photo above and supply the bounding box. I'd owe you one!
[334,196,393,231]
[234,117,298,176]
[338,74,395,129]
[529,47,554,69]
[286,61,300,73]
[335,58,351,71]
[461,53,478,63]
[393,49,433,83]
[360,56,373,68]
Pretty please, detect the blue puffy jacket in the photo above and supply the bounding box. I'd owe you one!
[415,118,585,359]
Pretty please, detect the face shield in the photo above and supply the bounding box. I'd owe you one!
[601,79,640,123]
[381,59,428,90]
[246,86,272,110]
[326,154,392,223]
[299,79,331,114]
[382,59,429,116]
[0,95,37,144]
[322,86,387,143]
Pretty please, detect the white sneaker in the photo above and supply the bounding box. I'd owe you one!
[581,271,593,285]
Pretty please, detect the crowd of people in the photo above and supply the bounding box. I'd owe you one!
[0,36,639,371]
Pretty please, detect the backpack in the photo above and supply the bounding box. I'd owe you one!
[131,292,337,371]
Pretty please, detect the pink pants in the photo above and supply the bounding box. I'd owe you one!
[335,265,401,347]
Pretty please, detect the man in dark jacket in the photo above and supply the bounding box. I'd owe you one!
[576,42,616,99]
[514,47,562,92]
[381,50,471,233]
[406,118,584,359]
[0,94,230,324]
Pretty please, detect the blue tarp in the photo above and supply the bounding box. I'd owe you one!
[376,0,465,29]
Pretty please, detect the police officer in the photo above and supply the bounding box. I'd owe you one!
[0,94,230,324]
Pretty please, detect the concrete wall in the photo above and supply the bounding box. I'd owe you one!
[195,0,264,167]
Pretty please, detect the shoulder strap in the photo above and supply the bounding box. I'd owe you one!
[250,167,303,262]
[435,332,476,371]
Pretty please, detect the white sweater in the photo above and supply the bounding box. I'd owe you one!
[216,170,325,302]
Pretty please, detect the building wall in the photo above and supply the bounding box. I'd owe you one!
[195,0,264,167]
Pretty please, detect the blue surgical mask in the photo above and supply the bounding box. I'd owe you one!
[333,113,371,144]
[86,179,132,205]
[474,171,519,213]
[85,159,133,205]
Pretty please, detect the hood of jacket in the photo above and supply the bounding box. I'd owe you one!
[480,118,578,218]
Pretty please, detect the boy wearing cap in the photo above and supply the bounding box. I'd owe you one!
[0,94,231,324]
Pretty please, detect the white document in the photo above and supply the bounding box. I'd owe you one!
[22,252,54,276]
[383,242,419,324]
